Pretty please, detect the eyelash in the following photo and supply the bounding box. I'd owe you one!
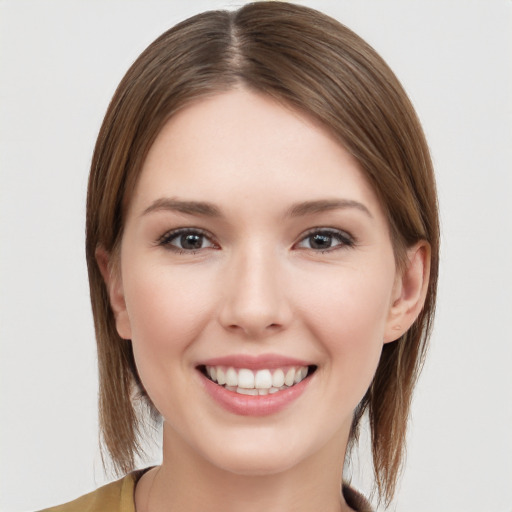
[157,227,355,254]
[157,228,218,254]
[294,228,355,252]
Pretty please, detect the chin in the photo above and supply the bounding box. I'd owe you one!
[196,428,318,477]
[211,448,303,477]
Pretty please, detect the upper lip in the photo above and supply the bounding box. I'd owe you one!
[197,354,313,370]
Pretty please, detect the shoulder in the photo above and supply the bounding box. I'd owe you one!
[37,471,142,512]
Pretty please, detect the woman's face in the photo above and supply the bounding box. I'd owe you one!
[110,88,403,475]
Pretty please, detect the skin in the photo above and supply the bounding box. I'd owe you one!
[98,88,429,512]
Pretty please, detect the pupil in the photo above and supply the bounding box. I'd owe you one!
[310,234,331,249]
[181,234,202,249]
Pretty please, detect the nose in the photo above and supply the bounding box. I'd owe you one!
[218,244,292,339]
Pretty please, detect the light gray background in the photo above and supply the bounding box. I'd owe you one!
[1,1,511,511]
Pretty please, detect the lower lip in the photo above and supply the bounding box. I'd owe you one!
[200,371,311,417]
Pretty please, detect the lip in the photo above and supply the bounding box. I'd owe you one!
[198,353,311,370]
[196,354,314,417]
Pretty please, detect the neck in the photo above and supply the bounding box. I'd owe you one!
[137,422,354,512]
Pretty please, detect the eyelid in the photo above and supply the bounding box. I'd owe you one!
[155,226,354,253]
[294,227,355,251]
[157,227,218,251]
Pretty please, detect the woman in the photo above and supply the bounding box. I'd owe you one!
[43,2,438,511]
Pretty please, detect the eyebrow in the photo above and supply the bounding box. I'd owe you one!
[287,199,373,218]
[141,197,372,219]
[142,198,222,217]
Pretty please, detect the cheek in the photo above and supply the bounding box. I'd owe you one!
[126,259,212,325]
[298,263,395,391]
[121,263,216,376]
[301,261,394,336]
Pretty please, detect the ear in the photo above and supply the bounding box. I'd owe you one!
[95,246,132,340]
[384,241,430,343]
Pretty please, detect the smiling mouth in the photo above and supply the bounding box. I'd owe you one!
[198,365,317,396]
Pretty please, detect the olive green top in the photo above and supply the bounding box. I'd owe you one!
[39,470,373,512]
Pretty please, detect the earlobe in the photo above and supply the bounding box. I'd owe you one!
[384,241,430,343]
[95,246,132,340]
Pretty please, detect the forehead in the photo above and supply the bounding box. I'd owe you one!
[127,88,382,220]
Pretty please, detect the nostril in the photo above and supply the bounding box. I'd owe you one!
[226,322,281,332]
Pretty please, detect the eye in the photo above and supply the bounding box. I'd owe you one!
[158,228,217,253]
[295,229,354,252]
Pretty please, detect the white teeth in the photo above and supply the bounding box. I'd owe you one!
[216,367,226,385]
[236,387,258,395]
[255,369,272,389]
[294,367,307,384]
[225,367,238,387]
[285,368,296,386]
[238,369,255,389]
[272,369,285,388]
[205,365,311,395]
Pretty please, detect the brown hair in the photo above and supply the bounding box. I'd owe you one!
[86,1,439,506]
